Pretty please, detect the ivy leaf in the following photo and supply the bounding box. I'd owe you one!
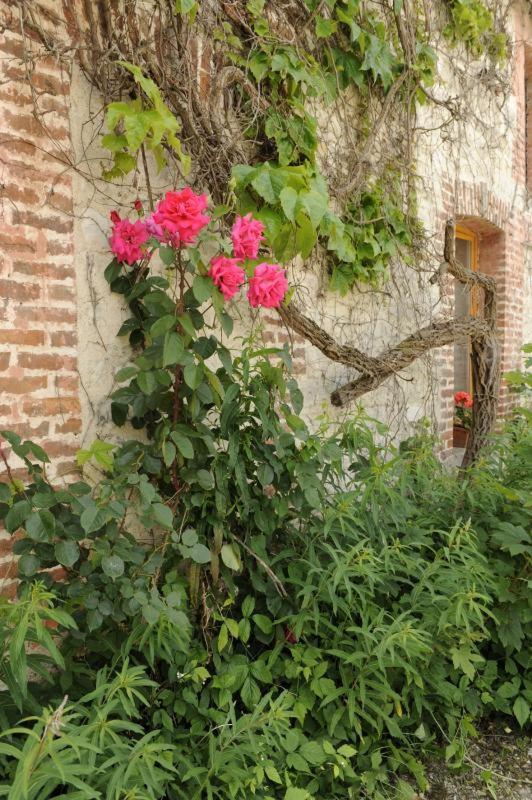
[115,366,137,382]
[296,214,318,259]
[101,555,124,579]
[279,187,299,223]
[55,540,80,568]
[315,17,337,38]
[301,189,328,227]
[251,167,285,204]
[143,604,160,624]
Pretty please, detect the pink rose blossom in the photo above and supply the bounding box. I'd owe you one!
[145,214,166,242]
[231,213,265,260]
[208,256,245,301]
[109,212,149,265]
[247,263,288,309]
[151,188,209,246]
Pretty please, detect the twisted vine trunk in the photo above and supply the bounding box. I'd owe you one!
[279,220,500,467]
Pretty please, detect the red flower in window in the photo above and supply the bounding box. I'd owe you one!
[454,391,473,408]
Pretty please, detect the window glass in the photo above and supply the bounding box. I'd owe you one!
[453,237,472,394]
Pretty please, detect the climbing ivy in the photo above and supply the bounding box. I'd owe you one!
[100,0,506,292]
[444,0,508,61]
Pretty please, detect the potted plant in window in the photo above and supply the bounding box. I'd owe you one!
[453,391,473,447]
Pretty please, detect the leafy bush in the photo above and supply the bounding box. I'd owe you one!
[0,188,529,798]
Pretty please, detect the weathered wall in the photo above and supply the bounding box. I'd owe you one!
[0,0,531,593]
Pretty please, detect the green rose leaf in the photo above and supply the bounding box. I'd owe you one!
[184,364,203,390]
[189,543,212,564]
[18,554,40,577]
[5,500,32,533]
[171,432,194,459]
[152,503,174,529]
[55,540,80,568]
[101,555,125,579]
[25,510,55,542]
[196,470,215,491]
[163,331,184,367]
[192,275,213,304]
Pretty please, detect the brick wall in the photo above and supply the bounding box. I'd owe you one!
[0,2,81,596]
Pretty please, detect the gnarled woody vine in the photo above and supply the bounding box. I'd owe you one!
[279,220,500,467]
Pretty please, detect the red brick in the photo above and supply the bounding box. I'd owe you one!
[49,284,75,302]
[16,256,74,279]
[0,279,40,302]
[12,210,73,234]
[18,352,75,371]
[0,352,10,370]
[22,397,80,417]
[46,240,73,256]
[55,418,82,434]
[54,376,78,392]
[0,329,45,346]
[50,331,77,347]
[2,376,47,393]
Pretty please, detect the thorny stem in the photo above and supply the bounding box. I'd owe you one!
[140,143,154,212]
[0,441,16,486]
[171,248,186,494]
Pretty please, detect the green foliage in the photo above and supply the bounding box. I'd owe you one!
[1,409,530,797]
[444,0,508,61]
[102,62,190,179]
[222,1,433,291]
[504,344,532,422]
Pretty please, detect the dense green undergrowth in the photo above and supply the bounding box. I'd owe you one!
[0,405,530,798]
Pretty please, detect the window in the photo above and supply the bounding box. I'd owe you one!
[453,225,478,398]
[452,225,478,447]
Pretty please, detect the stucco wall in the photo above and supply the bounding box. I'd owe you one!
[65,4,532,451]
